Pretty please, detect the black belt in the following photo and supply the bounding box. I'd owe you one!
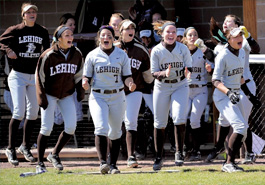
[245,79,251,84]
[228,88,240,91]
[93,88,124,94]
[159,76,185,83]
[189,84,207,88]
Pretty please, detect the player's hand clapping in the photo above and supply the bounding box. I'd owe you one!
[166,64,171,77]
[129,82,136,92]
[205,62,212,72]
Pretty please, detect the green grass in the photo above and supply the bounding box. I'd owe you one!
[1,165,265,185]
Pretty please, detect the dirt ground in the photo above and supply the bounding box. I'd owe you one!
[1,156,264,172]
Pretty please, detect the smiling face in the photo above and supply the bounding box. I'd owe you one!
[162,25,177,45]
[23,8,37,26]
[58,29,74,49]
[121,24,135,43]
[186,28,198,47]
[228,33,243,50]
[223,16,237,32]
[99,29,114,50]
[109,16,123,37]
[65,18,76,32]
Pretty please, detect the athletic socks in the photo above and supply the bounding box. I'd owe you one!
[52,131,72,155]
[215,126,230,150]
[95,135,108,163]
[227,133,244,163]
[8,118,21,149]
[109,138,121,166]
[154,128,165,158]
[22,119,35,148]
[191,127,201,152]
[37,133,49,163]
[244,128,253,153]
[174,124,186,153]
[126,130,137,157]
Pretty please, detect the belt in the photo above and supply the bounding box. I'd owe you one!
[189,84,207,88]
[159,76,185,83]
[245,79,251,84]
[93,88,124,94]
[228,88,240,92]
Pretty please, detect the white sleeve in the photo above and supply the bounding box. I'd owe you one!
[83,52,94,78]
[150,49,160,73]
[182,45,192,68]
[212,53,225,81]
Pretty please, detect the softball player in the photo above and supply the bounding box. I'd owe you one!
[54,13,83,125]
[212,27,249,173]
[118,20,154,168]
[0,3,50,166]
[109,13,124,41]
[82,25,136,174]
[151,21,192,170]
[35,26,84,173]
[206,14,261,163]
[182,27,213,161]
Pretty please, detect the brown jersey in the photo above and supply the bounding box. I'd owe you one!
[120,38,153,94]
[36,43,84,108]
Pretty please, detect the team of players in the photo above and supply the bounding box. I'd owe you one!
[0,2,261,174]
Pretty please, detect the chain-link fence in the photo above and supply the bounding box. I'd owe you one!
[249,54,265,156]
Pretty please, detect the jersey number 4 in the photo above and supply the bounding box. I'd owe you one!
[196,74,201,81]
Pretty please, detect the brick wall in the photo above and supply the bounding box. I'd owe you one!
[256,0,265,53]
[187,0,243,39]
[0,0,176,34]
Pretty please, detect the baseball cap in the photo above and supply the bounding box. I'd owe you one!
[177,28,185,37]
[230,27,244,37]
[140,30,152,38]
[119,20,136,32]
[21,4,38,17]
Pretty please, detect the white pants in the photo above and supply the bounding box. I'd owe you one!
[143,93,153,114]
[8,70,39,120]
[89,90,126,140]
[213,89,248,137]
[54,91,83,125]
[124,91,143,131]
[187,86,208,129]
[40,94,76,136]
[153,79,189,129]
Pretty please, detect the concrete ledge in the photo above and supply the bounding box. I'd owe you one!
[0,147,98,160]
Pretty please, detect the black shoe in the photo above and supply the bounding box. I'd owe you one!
[153,157,163,171]
[189,150,201,161]
[17,145,35,162]
[5,148,19,166]
[47,153,63,171]
[109,164,120,174]
[36,162,48,174]
[205,147,224,163]
[175,152,184,166]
